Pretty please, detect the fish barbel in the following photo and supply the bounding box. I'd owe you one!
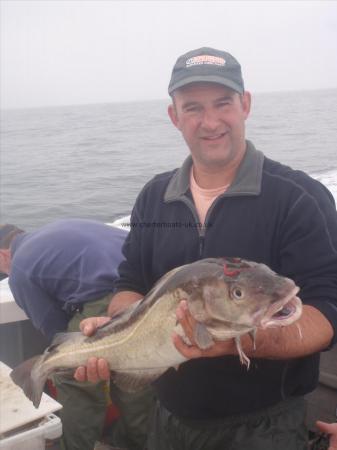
[10,257,302,408]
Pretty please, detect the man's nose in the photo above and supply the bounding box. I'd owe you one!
[200,109,220,130]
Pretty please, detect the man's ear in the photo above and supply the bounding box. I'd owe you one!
[168,104,180,129]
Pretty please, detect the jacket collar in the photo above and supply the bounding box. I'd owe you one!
[164,140,264,202]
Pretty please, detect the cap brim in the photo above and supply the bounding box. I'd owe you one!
[168,75,244,95]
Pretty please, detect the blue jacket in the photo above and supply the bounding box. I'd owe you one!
[9,219,128,339]
[116,141,337,418]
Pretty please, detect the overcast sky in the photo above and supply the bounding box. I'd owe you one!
[1,0,337,109]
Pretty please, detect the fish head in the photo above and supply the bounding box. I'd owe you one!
[187,258,302,334]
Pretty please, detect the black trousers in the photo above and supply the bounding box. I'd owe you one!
[147,397,308,450]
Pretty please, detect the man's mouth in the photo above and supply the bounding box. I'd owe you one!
[201,132,227,141]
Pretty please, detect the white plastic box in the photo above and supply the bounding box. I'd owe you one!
[0,362,62,450]
[0,414,62,450]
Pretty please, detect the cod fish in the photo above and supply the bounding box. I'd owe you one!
[10,257,302,408]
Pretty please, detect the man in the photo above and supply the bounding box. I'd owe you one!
[75,48,337,449]
[0,219,128,450]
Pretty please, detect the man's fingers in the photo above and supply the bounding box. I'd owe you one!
[316,421,337,450]
[79,316,111,336]
[86,356,101,382]
[176,300,196,344]
[73,366,87,382]
[82,322,95,336]
[172,333,202,359]
[79,318,96,335]
[96,316,112,328]
[85,357,110,382]
[97,358,111,380]
[73,358,110,383]
[316,420,335,434]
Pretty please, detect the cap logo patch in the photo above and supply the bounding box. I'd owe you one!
[186,55,225,67]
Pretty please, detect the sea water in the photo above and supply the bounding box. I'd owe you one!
[1,88,337,230]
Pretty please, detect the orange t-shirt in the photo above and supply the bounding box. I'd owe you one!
[190,168,229,225]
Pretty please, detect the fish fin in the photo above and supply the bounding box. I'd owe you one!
[234,336,250,369]
[48,331,84,351]
[45,333,69,353]
[139,259,224,311]
[113,369,163,393]
[91,299,143,340]
[54,367,76,378]
[97,300,142,331]
[193,323,214,349]
[174,322,213,349]
[10,355,50,408]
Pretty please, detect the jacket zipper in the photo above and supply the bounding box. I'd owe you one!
[199,235,205,257]
[178,197,207,258]
[178,191,232,258]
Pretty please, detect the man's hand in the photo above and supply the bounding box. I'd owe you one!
[73,316,111,383]
[316,421,337,450]
[79,316,111,336]
[74,356,111,383]
[74,291,143,383]
[173,300,235,359]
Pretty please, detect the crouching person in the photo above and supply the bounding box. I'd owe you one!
[0,219,127,450]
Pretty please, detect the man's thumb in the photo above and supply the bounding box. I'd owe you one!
[316,420,335,434]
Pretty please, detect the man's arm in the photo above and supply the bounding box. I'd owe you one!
[174,303,334,360]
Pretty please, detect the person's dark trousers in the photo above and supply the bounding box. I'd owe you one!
[54,294,113,450]
[104,384,156,450]
[147,396,308,450]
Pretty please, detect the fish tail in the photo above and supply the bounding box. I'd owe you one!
[10,354,52,408]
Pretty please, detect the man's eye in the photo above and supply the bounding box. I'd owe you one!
[185,107,200,113]
[217,101,230,108]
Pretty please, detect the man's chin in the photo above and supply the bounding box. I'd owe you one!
[194,151,233,169]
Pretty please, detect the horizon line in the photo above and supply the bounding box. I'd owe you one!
[1,86,337,112]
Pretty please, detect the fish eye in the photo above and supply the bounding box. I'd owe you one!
[232,286,244,300]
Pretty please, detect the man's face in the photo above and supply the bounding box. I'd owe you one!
[168,83,251,169]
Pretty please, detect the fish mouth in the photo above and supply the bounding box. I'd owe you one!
[260,286,302,328]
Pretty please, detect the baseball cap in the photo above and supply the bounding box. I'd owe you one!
[168,47,244,95]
